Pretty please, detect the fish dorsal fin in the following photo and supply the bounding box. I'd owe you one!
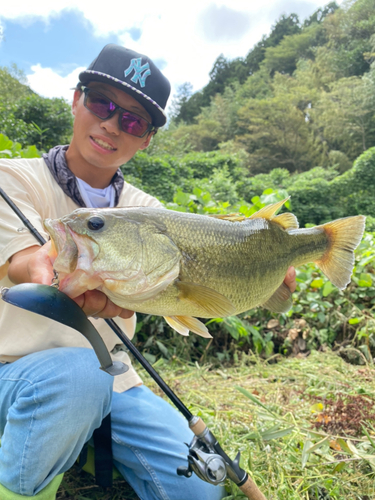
[249,198,290,221]
[207,213,247,222]
[262,282,293,313]
[165,315,212,338]
[272,213,299,230]
[176,281,235,317]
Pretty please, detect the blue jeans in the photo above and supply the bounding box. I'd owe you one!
[0,347,224,499]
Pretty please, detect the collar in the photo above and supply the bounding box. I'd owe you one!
[43,145,124,207]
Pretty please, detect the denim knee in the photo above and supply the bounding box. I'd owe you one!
[0,347,114,436]
[0,348,114,495]
[30,347,114,416]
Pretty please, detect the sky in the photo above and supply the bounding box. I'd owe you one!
[0,0,343,108]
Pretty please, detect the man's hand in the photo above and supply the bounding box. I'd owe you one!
[8,243,134,319]
[284,266,297,293]
[73,290,134,319]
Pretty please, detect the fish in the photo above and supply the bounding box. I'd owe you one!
[43,199,366,338]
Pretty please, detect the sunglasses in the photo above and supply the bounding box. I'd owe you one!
[81,86,155,138]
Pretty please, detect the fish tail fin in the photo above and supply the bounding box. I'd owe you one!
[315,215,366,290]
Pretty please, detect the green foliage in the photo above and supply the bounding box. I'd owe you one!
[122,150,246,202]
[0,66,72,151]
[0,133,40,159]
[289,146,375,226]
[311,69,375,160]
[236,73,324,174]
[0,64,34,103]
[0,93,73,150]
[263,23,322,75]
[167,0,375,173]
[174,13,303,123]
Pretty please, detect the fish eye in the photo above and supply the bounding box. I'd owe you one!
[87,216,105,231]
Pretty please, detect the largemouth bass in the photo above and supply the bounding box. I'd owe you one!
[44,200,365,338]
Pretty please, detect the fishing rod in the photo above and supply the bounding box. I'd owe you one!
[0,186,267,500]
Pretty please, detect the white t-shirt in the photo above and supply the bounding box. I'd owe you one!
[0,156,162,392]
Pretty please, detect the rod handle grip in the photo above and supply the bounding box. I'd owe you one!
[239,476,268,500]
[189,416,206,435]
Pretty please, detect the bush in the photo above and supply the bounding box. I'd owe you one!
[0,133,40,159]
[121,151,246,202]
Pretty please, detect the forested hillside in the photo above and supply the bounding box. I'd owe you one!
[164,0,375,175]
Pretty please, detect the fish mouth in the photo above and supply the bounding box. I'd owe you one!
[43,218,78,273]
[43,218,102,297]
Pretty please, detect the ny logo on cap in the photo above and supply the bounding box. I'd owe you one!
[124,58,151,88]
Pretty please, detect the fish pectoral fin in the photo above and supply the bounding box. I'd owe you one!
[165,315,212,338]
[272,213,299,230]
[262,282,293,313]
[249,198,289,221]
[207,213,246,222]
[176,281,236,317]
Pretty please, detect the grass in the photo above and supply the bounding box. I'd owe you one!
[57,350,375,499]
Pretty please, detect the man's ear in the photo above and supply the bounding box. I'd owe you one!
[139,131,155,150]
[72,89,82,116]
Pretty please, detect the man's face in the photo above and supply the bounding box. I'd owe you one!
[70,81,154,172]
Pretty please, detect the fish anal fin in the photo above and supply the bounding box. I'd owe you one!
[164,316,189,336]
[249,198,290,221]
[208,213,247,222]
[165,315,212,338]
[316,215,366,290]
[262,282,293,313]
[176,281,235,317]
[272,213,299,230]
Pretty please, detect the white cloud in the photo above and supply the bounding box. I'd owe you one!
[3,0,345,101]
[26,64,84,101]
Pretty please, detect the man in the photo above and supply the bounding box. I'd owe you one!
[0,44,296,499]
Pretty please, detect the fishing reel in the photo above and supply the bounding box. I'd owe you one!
[177,435,228,485]
[177,418,246,487]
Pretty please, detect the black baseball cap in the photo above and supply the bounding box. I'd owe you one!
[79,44,171,127]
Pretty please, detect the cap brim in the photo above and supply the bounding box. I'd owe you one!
[79,70,167,127]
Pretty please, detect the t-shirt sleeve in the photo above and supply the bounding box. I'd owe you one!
[0,159,50,268]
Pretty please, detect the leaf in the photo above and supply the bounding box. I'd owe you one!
[358,273,372,287]
[143,352,156,364]
[333,461,347,472]
[311,278,324,288]
[235,386,276,415]
[322,281,335,297]
[156,341,171,359]
[348,317,361,325]
[308,436,329,454]
[261,426,295,441]
[337,438,351,454]
[302,438,312,468]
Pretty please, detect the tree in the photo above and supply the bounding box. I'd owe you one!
[236,74,322,174]
[0,94,73,150]
[263,24,322,75]
[303,2,339,27]
[245,14,302,75]
[311,69,375,160]
[169,82,194,122]
[0,65,34,103]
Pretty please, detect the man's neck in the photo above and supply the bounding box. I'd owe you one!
[65,146,119,189]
